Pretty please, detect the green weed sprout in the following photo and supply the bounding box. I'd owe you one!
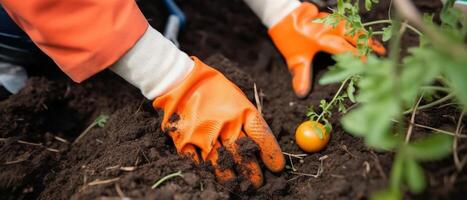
[151,171,184,189]
[74,114,109,144]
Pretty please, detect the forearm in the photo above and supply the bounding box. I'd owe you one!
[0,0,148,82]
[242,0,300,28]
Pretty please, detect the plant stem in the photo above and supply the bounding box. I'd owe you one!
[403,93,454,114]
[405,95,424,143]
[420,86,451,93]
[316,77,350,122]
[390,19,406,140]
[363,20,423,36]
[392,119,467,138]
[151,171,183,189]
[372,31,385,35]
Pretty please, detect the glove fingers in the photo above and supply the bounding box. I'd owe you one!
[319,35,359,56]
[368,39,386,55]
[244,112,285,173]
[205,141,236,184]
[223,131,263,189]
[288,58,313,98]
[344,32,386,55]
[180,144,201,164]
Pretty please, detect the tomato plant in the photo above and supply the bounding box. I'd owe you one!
[314,0,467,199]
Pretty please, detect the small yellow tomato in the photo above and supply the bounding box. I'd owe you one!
[295,121,330,153]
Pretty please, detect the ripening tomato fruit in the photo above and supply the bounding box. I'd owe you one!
[295,121,330,153]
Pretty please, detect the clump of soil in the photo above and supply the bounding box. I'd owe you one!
[1,0,466,200]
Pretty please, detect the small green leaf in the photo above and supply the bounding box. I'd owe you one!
[319,100,328,110]
[347,79,356,103]
[313,125,324,140]
[338,101,347,113]
[320,53,365,85]
[337,0,344,14]
[404,159,426,193]
[443,57,467,107]
[406,134,452,161]
[441,5,461,28]
[365,0,373,11]
[382,26,393,42]
[95,114,109,127]
[390,152,405,190]
[323,118,333,134]
[370,188,402,200]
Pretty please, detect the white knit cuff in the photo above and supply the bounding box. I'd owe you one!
[111,26,194,100]
[243,0,301,28]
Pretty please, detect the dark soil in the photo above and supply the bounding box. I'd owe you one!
[1,0,466,200]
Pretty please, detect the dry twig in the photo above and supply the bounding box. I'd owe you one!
[289,155,328,179]
[54,136,69,144]
[115,183,130,200]
[87,177,120,186]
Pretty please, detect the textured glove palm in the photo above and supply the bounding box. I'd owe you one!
[153,57,285,188]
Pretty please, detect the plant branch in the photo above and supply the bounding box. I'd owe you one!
[317,77,350,122]
[393,0,467,57]
[392,119,467,138]
[405,95,424,143]
[403,93,454,114]
[363,20,423,35]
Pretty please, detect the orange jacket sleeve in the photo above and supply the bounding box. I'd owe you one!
[0,0,148,82]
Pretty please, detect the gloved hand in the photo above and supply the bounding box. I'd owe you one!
[153,57,285,188]
[269,2,386,98]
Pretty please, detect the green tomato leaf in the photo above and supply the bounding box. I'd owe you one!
[320,53,365,85]
[404,159,426,193]
[347,79,356,103]
[337,0,344,14]
[365,0,372,11]
[406,134,452,161]
[341,98,400,150]
[313,125,324,140]
[382,26,393,42]
[322,118,333,134]
[370,188,402,200]
[441,4,461,28]
[443,57,467,107]
[399,47,441,104]
[338,100,347,113]
[390,153,405,190]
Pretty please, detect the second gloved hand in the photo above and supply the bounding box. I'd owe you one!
[153,57,285,188]
[269,2,386,98]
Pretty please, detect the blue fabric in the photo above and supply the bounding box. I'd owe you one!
[162,0,186,28]
[0,6,40,54]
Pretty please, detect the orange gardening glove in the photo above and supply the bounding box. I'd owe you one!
[153,57,285,188]
[269,2,386,98]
